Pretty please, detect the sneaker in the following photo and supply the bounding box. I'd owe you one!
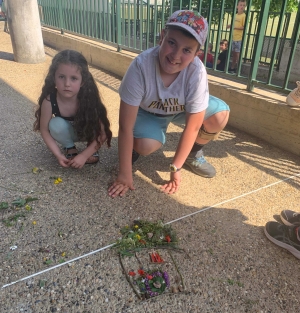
[264,221,300,259]
[132,149,140,164]
[184,150,216,178]
[280,210,300,226]
[286,81,300,107]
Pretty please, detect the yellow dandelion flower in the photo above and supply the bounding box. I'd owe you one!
[54,180,59,184]
[32,221,37,225]
[136,234,141,240]
[57,177,62,182]
[61,252,66,257]
[134,225,139,229]
[25,205,31,211]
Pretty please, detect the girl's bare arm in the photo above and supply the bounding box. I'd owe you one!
[108,100,139,198]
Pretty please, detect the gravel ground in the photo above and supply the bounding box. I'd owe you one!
[0,31,300,313]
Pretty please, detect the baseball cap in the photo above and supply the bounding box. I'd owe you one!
[165,10,208,46]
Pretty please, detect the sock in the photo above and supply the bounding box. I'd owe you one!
[188,143,205,158]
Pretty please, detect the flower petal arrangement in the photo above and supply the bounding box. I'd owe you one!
[132,269,170,298]
[114,220,178,256]
[116,220,187,300]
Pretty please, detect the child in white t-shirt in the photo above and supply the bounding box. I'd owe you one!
[108,10,230,197]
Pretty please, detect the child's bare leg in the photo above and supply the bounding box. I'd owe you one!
[232,51,239,69]
[196,110,229,145]
[85,141,101,164]
[134,138,162,155]
[185,96,230,178]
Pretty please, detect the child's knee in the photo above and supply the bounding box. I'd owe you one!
[49,117,70,137]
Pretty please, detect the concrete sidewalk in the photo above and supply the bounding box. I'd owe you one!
[0,30,300,313]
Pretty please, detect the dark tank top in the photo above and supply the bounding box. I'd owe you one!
[50,93,75,122]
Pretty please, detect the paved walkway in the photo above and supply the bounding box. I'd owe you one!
[0,30,300,313]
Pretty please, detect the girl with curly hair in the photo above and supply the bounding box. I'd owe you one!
[34,49,112,168]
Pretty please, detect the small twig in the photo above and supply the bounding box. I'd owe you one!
[168,250,185,290]
[135,252,143,268]
[118,253,142,300]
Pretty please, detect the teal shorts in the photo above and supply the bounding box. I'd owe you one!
[134,95,230,144]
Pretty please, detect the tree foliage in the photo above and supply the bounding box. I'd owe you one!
[167,0,299,13]
[251,0,299,13]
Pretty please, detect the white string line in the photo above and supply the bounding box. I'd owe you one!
[1,172,299,290]
[165,172,300,225]
[1,244,115,289]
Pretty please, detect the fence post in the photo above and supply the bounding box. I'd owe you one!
[246,0,271,91]
[115,0,122,51]
[57,0,64,34]
[283,0,300,89]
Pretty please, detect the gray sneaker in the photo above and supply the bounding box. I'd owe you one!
[264,221,300,259]
[280,210,300,226]
[184,150,216,178]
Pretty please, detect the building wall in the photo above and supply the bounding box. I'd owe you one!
[42,27,300,157]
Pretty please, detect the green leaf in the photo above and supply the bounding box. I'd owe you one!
[0,202,9,210]
[44,260,52,265]
[11,198,26,207]
[120,250,134,257]
[25,197,39,203]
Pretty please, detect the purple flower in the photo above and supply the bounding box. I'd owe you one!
[163,271,170,288]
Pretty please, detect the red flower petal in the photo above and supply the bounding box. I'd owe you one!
[128,271,136,276]
[138,269,145,275]
[165,235,171,243]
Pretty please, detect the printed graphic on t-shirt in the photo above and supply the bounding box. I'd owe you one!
[147,98,185,114]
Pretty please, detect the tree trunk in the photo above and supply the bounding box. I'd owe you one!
[7,0,45,63]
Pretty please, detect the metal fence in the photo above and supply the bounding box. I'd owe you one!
[37,0,300,92]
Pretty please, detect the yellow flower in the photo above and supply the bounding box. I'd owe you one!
[61,252,66,257]
[136,234,141,240]
[54,180,59,184]
[134,225,139,229]
[57,177,62,182]
[25,205,31,211]
[32,167,41,174]
[32,221,37,225]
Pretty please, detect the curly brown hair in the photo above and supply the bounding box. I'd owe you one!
[33,49,112,147]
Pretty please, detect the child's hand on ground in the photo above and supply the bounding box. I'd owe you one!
[57,155,71,168]
[69,154,87,169]
[160,172,181,194]
[108,175,135,198]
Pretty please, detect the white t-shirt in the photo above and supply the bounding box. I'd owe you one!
[119,46,209,115]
